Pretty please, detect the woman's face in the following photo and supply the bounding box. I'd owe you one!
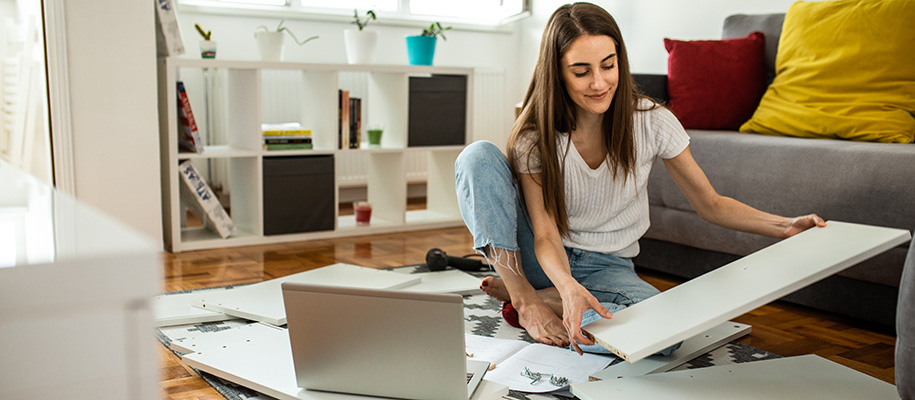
[560,34,619,118]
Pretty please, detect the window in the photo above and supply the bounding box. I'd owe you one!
[184,0,530,27]
[220,0,288,5]
[410,0,527,23]
[299,0,397,12]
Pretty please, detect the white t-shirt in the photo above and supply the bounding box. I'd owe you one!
[511,99,690,257]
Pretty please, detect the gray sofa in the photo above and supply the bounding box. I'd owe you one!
[632,13,915,328]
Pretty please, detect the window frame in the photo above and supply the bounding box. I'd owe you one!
[177,0,531,31]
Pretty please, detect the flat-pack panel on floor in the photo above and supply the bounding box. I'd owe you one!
[180,323,508,400]
[396,269,483,296]
[583,221,910,363]
[590,321,750,379]
[193,263,421,325]
[571,355,898,400]
[152,289,235,327]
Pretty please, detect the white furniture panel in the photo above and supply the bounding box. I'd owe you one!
[0,159,160,400]
[572,355,898,400]
[590,321,750,379]
[584,221,911,363]
[193,263,421,325]
[180,322,508,400]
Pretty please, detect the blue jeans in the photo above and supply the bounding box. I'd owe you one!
[455,141,679,356]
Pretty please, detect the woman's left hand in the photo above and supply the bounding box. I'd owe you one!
[783,214,827,237]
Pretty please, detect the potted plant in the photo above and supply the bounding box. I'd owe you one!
[195,23,216,59]
[406,22,451,66]
[254,19,319,62]
[343,9,378,64]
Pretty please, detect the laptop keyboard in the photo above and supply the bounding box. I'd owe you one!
[466,373,474,384]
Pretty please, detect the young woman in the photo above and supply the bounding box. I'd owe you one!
[454,2,825,355]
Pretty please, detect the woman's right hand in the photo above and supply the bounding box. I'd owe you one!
[558,282,614,355]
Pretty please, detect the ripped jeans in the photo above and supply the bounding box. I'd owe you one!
[454,141,679,356]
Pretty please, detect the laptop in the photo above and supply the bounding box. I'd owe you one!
[281,282,490,400]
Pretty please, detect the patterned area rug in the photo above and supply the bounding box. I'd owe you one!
[156,264,781,400]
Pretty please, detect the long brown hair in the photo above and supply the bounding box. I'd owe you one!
[507,2,642,238]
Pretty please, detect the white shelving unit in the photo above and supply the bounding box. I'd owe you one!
[158,58,472,252]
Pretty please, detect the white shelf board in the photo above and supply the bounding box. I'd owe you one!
[583,221,911,363]
[347,146,407,153]
[176,145,259,159]
[572,355,898,400]
[180,226,259,243]
[590,321,751,380]
[337,214,400,230]
[152,290,234,328]
[405,145,467,153]
[405,209,462,225]
[262,148,336,156]
[170,58,473,75]
[192,264,422,326]
[179,323,507,400]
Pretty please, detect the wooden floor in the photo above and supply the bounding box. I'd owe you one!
[158,226,898,399]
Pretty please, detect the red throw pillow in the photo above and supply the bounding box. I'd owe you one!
[664,32,766,130]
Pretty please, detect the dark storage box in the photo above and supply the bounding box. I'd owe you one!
[263,155,335,235]
[408,74,467,147]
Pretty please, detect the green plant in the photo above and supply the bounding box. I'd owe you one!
[255,18,319,46]
[351,9,376,31]
[194,23,212,41]
[421,22,452,41]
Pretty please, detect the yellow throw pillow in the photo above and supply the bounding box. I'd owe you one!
[740,0,915,143]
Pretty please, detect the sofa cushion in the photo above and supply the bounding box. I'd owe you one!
[722,13,785,84]
[664,32,766,130]
[739,0,915,143]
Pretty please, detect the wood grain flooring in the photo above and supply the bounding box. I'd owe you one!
[158,226,898,399]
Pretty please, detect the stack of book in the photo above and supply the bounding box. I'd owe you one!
[262,123,313,151]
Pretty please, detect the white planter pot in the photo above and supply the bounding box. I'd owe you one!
[256,31,286,62]
[343,29,378,64]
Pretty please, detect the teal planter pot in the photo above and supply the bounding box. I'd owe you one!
[405,35,436,65]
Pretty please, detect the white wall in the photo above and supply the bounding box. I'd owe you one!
[514,0,797,98]
[63,1,163,241]
[626,0,798,74]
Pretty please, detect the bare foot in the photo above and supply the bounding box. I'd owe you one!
[481,277,563,316]
[515,300,569,347]
[480,276,511,302]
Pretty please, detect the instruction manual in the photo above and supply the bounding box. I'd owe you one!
[464,334,612,393]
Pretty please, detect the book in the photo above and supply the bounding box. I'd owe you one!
[349,97,362,149]
[263,137,312,144]
[177,82,204,153]
[261,122,311,136]
[464,334,612,393]
[155,0,185,57]
[178,160,234,238]
[263,143,314,151]
[338,90,350,149]
[262,130,311,136]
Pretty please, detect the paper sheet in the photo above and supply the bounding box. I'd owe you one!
[464,334,612,393]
